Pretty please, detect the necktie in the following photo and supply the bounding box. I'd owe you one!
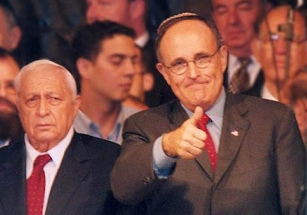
[197,114,217,171]
[27,154,52,215]
[229,58,251,93]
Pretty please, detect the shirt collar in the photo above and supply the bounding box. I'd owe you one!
[135,31,149,48]
[228,54,259,70]
[262,85,279,101]
[0,139,10,148]
[25,127,74,168]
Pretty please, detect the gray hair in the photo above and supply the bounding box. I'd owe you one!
[14,59,78,99]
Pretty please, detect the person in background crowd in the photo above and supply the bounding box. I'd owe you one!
[212,0,272,94]
[0,0,22,64]
[124,45,154,110]
[0,47,22,147]
[72,21,141,144]
[111,12,305,215]
[85,0,176,107]
[247,5,307,101]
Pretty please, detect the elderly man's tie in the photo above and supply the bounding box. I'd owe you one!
[27,154,52,215]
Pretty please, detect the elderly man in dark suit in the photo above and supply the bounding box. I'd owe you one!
[111,13,306,215]
[0,59,120,215]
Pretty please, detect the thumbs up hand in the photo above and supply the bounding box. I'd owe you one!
[162,106,207,159]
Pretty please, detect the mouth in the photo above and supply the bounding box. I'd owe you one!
[120,83,132,90]
[36,124,53,130]
[0,103,15,113]
[186,81,209,90]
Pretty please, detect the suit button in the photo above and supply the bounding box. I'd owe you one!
[142,176,151,184]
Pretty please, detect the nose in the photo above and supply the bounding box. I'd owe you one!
[273,36,288,55]
[125,60,135,77]
[186,61,201,78]
[228,9,240,25]
[36,99,50,116]
[0,85,7,97]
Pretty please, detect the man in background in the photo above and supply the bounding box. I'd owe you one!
[72,21,140,144]
[0,47,22,147]
[85,0,176,107]
[248,5,307,101]
[212,0,271,93]
[0,0,22,63]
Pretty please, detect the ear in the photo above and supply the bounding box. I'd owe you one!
[129,0,145,21]
[143,72,154,91]
[76,58,92,80]
[8,26,22,50]
[156,62,171,85]
[219,45,228,74]
[72,94,81,115]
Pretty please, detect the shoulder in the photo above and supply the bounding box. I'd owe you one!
[126,100,180,121]
[227,93,294,119]
[121,105,142,118]
[0,136,24,164]
[73,132,120,158]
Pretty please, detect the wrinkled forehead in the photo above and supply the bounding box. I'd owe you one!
[22,67,67,90]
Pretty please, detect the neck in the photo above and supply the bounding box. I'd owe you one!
[228,46,252,58]
[79,91,121,138]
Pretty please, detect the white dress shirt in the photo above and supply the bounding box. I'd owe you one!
[261,85,279,102]
[25,127,74,215]
[135,31,149,48]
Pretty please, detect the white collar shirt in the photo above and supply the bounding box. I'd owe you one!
[25,127,74,215]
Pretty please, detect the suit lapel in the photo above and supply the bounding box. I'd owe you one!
[0,140,27,215]
[167,101,189,130]
[45,133,90,215]
[214,93,250,184]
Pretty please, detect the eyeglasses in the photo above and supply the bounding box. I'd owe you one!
[162,47,221,75]
[260,33,306,44]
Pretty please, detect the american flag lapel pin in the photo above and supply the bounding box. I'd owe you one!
[231,130,239,136]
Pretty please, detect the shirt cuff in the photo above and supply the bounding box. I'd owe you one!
[153,135,177,179]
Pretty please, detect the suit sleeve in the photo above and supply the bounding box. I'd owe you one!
[110,115,167,205]
[276,108,306,215]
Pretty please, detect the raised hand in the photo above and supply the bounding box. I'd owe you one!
[162,106,207,159]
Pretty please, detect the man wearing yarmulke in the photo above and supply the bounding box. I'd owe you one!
[111,12,305,215]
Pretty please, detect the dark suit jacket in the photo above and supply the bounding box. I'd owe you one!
[111,92,306,215]
[243,70,265,97]
[0,132,120,215]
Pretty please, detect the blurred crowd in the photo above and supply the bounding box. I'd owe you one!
[0,0,306,144]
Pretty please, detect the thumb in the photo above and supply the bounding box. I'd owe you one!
[189,106,204,126]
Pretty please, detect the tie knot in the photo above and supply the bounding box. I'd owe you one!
[34,154,51,168]
[197,114,210,130]
[238,57,251,68]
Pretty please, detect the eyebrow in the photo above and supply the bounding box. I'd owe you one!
[109,53,138,60]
